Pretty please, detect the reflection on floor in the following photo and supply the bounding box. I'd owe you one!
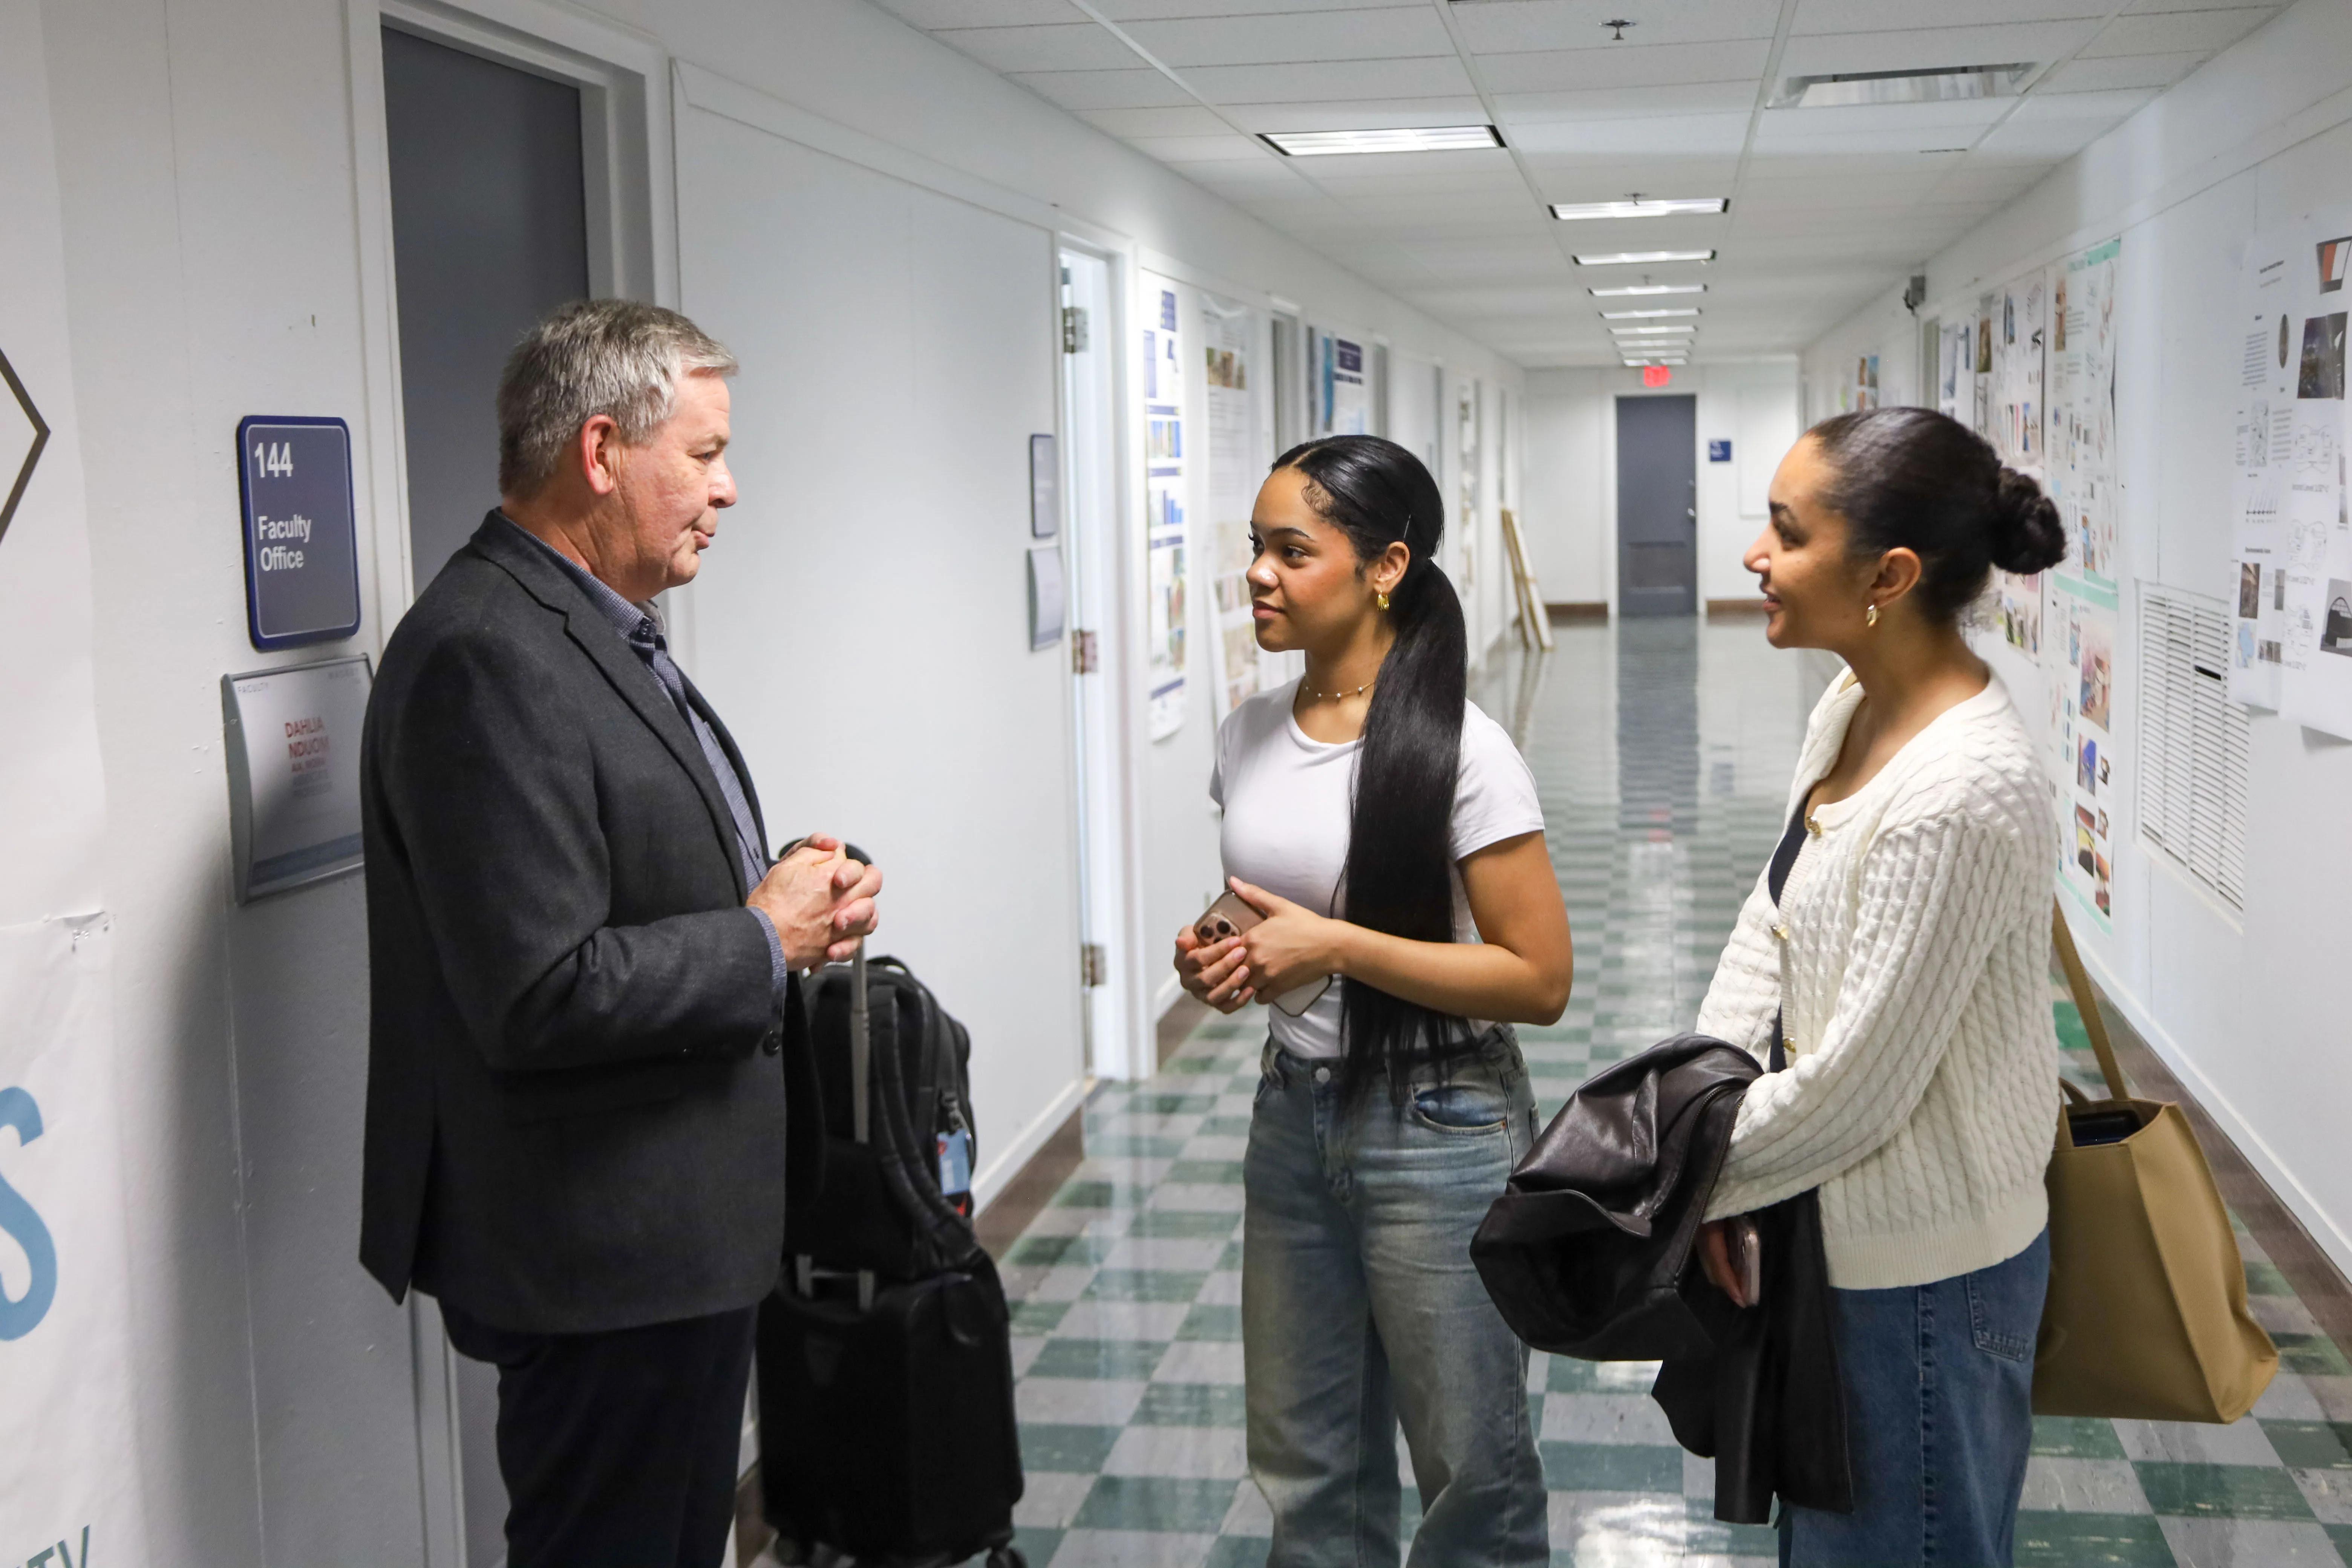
[997,619,2352,1568]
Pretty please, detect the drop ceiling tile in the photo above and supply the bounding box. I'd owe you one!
[2037,50,2206,90]
[2079,6,2274,56]
[1741,149,1986,178]
[1452,0,1781,54]
[1181,56,1474,100]
[1093,0,1423,14]
[1476,39,1774,93]
[1078,104,1234,136]
[2009,85,2161,119]
[1525,155,1743,188]
[1494,81,1762,122]
[1757,97,2014,134]
[1120,7,1453,64]
[1221,97,1488,130]
[1973,109,2127,159]
[1008,67,1196,108]
[1130,133,1282,161]
[1753,118,2003,156]
[1303,164,1530,193]
[875,0,1084,26]
[1508,110,1752,156]
[932,22,1142,72]
[1790,0,2107,32]
[1777,20,2105,78]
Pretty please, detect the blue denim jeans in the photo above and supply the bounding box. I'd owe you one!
[1781,1230,2051,1567]
[1242,1029,1550,1568]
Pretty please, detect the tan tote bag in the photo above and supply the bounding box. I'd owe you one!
[2033,902,2278,1422]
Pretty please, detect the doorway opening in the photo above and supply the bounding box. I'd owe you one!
[1615,394,1698,617]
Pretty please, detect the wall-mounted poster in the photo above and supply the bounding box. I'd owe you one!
[2042,238,2123,931]
[2267,211,2352,738]
[1143,277,1188,740]
[1456,379,1480,597]
[1854,354,1880,410]
[1201,295,1276,718]
[1989,269,2052,656]
[1318,330,1370,436]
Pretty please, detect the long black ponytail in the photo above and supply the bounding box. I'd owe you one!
[1272,436,1470,1101]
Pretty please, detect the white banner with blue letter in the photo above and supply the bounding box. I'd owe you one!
[0,918,147,1566]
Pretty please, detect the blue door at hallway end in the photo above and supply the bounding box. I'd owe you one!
[1616,394,1697,617]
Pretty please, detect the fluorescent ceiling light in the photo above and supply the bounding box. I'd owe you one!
[1260,126,1502,156]
[1575,250,1714,266]
[1551,197,1727,221]
[1612,324,1696,336]
[1771,64,2033,110]
[1590,284,1706,297]
[1601,308,1699,319]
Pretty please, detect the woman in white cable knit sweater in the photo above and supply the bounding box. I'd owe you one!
[1692,407,2069,1567]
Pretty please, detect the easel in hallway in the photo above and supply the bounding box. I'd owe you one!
[1501,508,1554,652]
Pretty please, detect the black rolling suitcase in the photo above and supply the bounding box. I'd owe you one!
[758,942,1026,1568]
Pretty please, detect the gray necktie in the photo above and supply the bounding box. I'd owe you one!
[626,617,766,891]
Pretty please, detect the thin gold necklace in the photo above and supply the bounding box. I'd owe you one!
[1303,675,1375,701]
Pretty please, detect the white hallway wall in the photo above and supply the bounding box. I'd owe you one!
[1798,0,2352,1279]
[19,0,1524,1561]
[1522,364,1802,611]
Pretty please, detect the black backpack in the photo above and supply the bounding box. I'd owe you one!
[784,952,982,1282]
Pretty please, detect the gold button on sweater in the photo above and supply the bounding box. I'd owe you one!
[1696,669,2062,1290]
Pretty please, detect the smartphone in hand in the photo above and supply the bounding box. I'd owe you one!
[1194,891,1262,947]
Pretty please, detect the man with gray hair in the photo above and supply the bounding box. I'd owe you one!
[360,300,877,1566]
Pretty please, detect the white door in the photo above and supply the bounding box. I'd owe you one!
[1060,248,1133,1076]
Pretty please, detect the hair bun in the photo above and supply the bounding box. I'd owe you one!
[1990,467,2067,574]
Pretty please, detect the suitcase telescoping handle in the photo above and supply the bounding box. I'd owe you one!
[793,842,879,1311]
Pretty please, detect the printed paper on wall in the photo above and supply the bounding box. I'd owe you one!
[1144,278,1188,739]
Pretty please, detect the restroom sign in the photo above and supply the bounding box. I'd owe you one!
[237,415,360,650]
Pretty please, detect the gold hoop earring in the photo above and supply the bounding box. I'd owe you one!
[1377,591,1391,611]
[1865,603,1879,628]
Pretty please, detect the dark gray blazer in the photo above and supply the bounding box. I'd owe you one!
[360,513,791,1334]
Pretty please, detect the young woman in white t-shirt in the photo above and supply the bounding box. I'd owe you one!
[1172,435,1572,1568]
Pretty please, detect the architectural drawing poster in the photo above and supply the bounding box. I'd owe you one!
[2044,239,2124,929]
[2231,214,2352,737]
[1989,271,2050,656]
[1201,295,1268,718]
[1143,277,1187,739]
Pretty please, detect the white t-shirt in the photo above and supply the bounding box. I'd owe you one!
[1208,679,1546,1058]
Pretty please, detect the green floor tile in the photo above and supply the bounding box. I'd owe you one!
[1132,1093,1219,1115]
[1547,1357,1658,1393]
[1049,1180,1124,1210]
[2326,1523,2352,1563]
[2014,1509,2176,1565]
[1073,1474,1240,1532]
[2035,1415,2130,1459]
[1012,1526,1063,1566]
[2280,1334,2352,1377]
[1205,1536,1269,1568]
[1164,1159,1246,1185]
[1178,1303,1242,1340]
[1127,1209,1243,1238]
[1132,1381,1249,1427]
[1199,1115,1254,1137]
[1012,1299,1071,1334]
[1084,1269,1211,1302]
[2262,1420,2352,1469]
[1164,1057,1231,1074]
[2132,1460,2316,1520]
[1539,1441,1684,1492]
[2246,1259,2295,1296]
[1020,1422,1124,1472]
[1027,1337,1169,1380]
[1087,1136,1190,1158]
[1006,1234,1115,1267]
[1217,1241,1246,1270]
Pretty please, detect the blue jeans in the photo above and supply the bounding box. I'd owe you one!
[1782,1230,2051,1567]
[1242,1030,1550,1568]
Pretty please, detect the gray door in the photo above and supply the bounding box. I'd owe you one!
[383,26,591,588]
[382,28,594,1564]
[1615,394,1697,617]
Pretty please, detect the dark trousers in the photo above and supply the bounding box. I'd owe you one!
[441,1300,757,1568]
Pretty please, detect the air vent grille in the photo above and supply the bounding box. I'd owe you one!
[2137,584,2248,911]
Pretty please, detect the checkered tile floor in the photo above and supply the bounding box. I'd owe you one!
[995,621,2352,1567]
